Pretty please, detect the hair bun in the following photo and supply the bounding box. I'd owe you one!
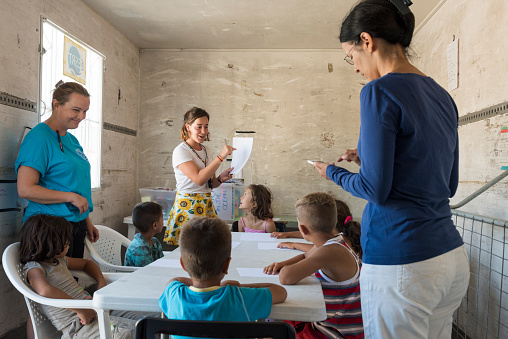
[54,80,65,88]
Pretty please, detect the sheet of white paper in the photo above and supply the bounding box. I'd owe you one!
[240,233,275,242]
[236,267,279,277]
[231,137,253,174]
[232,241,241,249]
[147,259,182,268]
[258,243,292,250]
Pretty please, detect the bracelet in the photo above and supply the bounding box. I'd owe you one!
[217,155,224,162]
[217,176,223,184]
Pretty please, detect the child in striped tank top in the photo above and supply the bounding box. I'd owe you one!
[264,193,364,339]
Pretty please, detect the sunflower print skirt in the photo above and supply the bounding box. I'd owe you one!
[164,192,218,245]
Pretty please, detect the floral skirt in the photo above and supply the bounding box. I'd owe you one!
[163,192,218,245]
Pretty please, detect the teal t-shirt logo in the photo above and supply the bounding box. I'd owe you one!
[75,149,88,161]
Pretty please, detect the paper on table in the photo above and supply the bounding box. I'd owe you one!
[240,233,275,242]
[231,137,253,174]
[258,242,292,250]
[236,267,279,278]
[147,259,182,268]
[232,241,241,249]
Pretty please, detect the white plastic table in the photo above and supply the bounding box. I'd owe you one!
[93,232,326,339]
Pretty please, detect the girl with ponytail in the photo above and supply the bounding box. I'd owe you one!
[276,199,362,259]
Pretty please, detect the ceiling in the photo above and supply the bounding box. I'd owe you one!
[81,0,441,50]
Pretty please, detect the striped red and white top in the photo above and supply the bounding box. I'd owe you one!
[313,234,364,339]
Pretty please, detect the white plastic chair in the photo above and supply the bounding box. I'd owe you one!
[85,225,140,272]
[2,242,123,339]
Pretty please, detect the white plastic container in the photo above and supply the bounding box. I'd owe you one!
[139,188,177,219]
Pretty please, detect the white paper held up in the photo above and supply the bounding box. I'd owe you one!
[231,137,253,174]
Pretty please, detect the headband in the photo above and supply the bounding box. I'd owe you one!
[344,216,353,224]
[388,0,413,16]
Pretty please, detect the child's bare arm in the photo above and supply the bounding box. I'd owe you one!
[278,245,334,285]
[263,253,305,275]
[270,231,303,239]
[27,268,96,324]
[67,257,107,289]
[228,282,287,304]
[265,220,277,233]
[277,242,313,252]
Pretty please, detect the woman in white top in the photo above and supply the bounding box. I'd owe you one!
[164,107,235,245]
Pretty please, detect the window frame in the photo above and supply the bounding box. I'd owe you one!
[38,16,105,190]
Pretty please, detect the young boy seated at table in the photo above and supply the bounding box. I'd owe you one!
[159,217,287,322]
[124,202,164,267]
[264,192,364,339]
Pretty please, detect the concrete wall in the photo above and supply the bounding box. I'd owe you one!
[414,2,508,337]
[0,0,139,336]
[413,0,508,221]
[138,50,368,218]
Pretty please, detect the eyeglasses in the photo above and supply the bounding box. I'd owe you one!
[344,44,355,65]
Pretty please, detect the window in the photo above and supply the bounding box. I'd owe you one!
[39,18,103,189]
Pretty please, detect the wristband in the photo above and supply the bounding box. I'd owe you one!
[217,176,223,184]
[217,155,224,162]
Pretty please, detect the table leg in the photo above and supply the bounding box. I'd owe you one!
[97,308,112,339]
[127,222,135,240]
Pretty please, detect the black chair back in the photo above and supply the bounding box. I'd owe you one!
[135,316,296,339]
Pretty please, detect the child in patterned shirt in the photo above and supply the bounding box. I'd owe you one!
[124,202,164,267]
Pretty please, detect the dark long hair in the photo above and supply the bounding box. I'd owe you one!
[248,184,274,221]
[19,214,72,264]
[339,0,415,53]
[335,200,363,259]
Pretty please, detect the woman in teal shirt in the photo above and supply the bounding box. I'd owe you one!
[16,81,99,258]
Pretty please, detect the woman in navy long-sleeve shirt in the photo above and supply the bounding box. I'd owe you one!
[312,1,469,338]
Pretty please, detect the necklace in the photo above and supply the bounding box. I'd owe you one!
[184,140,213,189]
[184,140,208,166]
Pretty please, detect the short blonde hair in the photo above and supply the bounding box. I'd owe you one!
[180,107,210,141]
[295,192,337,233]
[179,217,231,281]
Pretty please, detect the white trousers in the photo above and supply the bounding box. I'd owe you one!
[360,245,469,339]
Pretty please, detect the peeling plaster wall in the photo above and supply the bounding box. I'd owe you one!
[139,50,367,217]
[0,0,139,335]
[413,0,508,221]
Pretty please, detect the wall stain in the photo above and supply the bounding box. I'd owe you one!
[310,89,325,96]
[320,132,335,148]
[253,92,263,97]
[117,88,121,105]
